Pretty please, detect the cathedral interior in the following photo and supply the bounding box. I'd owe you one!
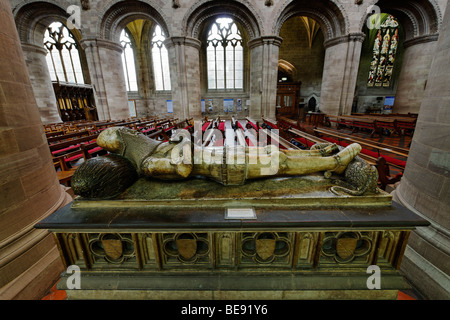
[0,0,449,301]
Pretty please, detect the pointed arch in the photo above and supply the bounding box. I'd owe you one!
[273,0,349,40]
[99,0,170,43]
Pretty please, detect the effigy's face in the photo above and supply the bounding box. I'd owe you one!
[97,127,123,153]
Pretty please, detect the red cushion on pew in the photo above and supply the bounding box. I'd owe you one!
[51,144,81,155]
[65,154,83,162]
[265,121,278,129]
[88,147,103,154]
[202,122,211,131]
[164,126,175,132]
[248,121,258,131]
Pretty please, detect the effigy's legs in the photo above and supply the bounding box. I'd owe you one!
[245,143,361,179]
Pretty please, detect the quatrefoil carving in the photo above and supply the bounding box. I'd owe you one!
[321,232,372,264]
[89,233,135,264]
[241,232,290,264]
[163,233,209,263]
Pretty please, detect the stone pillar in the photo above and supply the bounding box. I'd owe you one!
[393,35,439,114]
[248,36,282,120]
[165,37,202,120]
[320,33,365,115]
[0,0,72,299]
[81,38,130,120]
[21,43,61,124]
[392,6,450,299]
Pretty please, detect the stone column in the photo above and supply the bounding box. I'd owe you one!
[165,37,202,120]
[392,6,450,299]
[248,36,282,120]
[21,43,61,124]
[0,0,72,299]
[81,38,130,120]
[320,33,365,115]
[393,35,439,114]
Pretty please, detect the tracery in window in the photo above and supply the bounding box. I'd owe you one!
[44,22,84,84]
[367,14,399,88]
[207,18,243,90]
[120,29,138,92]
[151,25,171,91]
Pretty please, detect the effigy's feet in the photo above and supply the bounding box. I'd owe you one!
[310,143,339,156]
[325,143,362,177]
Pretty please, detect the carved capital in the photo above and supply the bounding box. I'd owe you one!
[323,32,365,49]
[164,36,202,50]
[80,38,123,53]
[247,36,283,50]
[20,42,48,56]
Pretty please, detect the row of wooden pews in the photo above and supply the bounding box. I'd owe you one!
[46,116,189,186]
[325,113,417,137]
[271,116,405,190]
[313,127,407,190]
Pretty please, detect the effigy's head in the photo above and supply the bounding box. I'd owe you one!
[97,127,126,153]
[72,154,138,199]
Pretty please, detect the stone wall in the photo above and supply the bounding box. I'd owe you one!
[393,0,450,299]
[0,0,72,299]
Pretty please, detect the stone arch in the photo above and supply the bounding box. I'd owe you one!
[359,0,441,40]
[278,59,297,81]
[273,0,349,41]
[13,0,73,45]
[183,0,263,40]
[99,0,170,43]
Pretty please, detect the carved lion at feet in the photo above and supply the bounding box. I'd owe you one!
[330,156,379,196]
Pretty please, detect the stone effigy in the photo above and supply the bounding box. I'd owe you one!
[37,126,429,300]
[72,126,378,200]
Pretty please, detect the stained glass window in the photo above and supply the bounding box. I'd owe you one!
[120,29,138,92]
[367,15,399,88]
[151,25,171,91]
[44,22,84,84]
[207,18,243,90]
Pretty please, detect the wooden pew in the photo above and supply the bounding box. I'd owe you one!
[262,117,279,130]
[47,130,92,145]
[313,127,406,190]
[276,116,301,130]
[339,116,379,137]
[49,134,99,155]
[314,127,409,158]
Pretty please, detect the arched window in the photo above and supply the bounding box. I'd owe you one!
[151,25,171,91]
[44,22,84,84]
[120,29,138,92]
[367,14,399,88]
[206,18,243,90]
